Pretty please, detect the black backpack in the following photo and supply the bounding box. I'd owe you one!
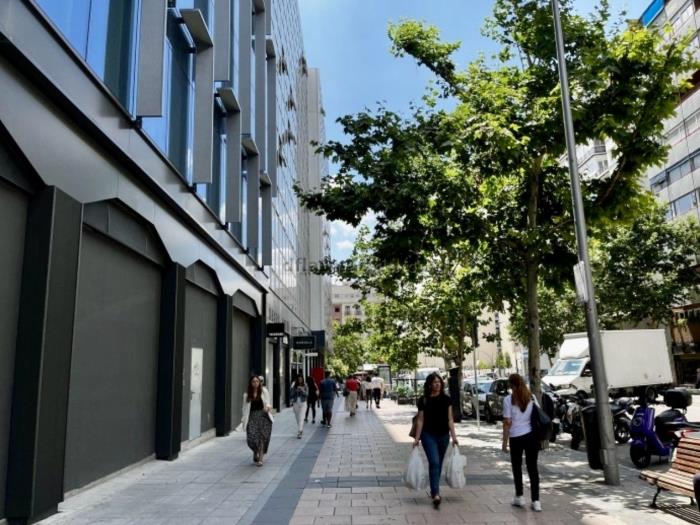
[531,402,552,442]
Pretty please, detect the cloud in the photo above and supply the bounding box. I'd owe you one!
[335,240,354,251]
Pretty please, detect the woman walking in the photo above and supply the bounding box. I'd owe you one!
[363,376,373,409]
[243,375,273,466]
[290,374,308,438]
[412,372,459,508]
[305,375,319,424]
[501,373,542,512]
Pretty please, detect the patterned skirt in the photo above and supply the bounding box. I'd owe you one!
[246,409,272,455]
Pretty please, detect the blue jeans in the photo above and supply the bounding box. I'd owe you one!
[421,431,449,497]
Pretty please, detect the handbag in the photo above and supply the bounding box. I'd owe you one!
[342,388,349,397]
[531,401,552,442]
[408,414,418,438]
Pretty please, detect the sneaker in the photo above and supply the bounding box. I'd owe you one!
[312,420,315,424]
[327,424,332,428]
[304,418,308,423]
[531,501,542,512]
[512,496,525,507]
[297,431,302,439]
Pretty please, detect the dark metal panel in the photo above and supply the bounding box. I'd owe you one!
[185,261,221,296]
[192,45,214,184]
[155,263,185,460]
[230,310,252,428]
[261,185,271,266]
[246,154,260,260]
[266,56,277,197]
[233,290,258,317]
[65,231,161,491]
[215,295,233,436]
[0,180,28,520]
[182,283,218,441]
[136,0,167,117]
[272,338,281,411]
[6,186,82,522]
[238,0,252,135]
[254,11,266,167]
[214,0,231,82]
[225,112,242,224]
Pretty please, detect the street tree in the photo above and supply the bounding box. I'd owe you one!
[299,0,694,398]
[327,319,367,377]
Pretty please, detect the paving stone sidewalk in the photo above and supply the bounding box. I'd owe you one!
[34,396,699,525]
[37,404,324,525]
[288,399,695,525]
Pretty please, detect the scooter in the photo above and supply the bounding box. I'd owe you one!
[629,388,700,468]
[610,397,634,444]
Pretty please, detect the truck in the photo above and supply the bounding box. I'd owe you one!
[542,330,673,402]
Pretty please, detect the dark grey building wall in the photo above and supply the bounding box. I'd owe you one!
[64,230,161,491]
[231,310,253,427]
[0,179,28,519]
[181,283,217,442]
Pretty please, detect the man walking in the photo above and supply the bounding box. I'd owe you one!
[319,371,337,428]
[345,375,361,417]
[371,373,385,409]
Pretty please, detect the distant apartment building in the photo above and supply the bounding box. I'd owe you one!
[639,0,700,382]
[331,283,382,324]
[0,0,326,522]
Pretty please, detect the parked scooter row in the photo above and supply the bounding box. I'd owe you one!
[544,387,633,450]
[546,385,700,469]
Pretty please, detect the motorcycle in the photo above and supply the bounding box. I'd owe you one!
[629,388,700,468]
[610,397,634,444]
[551,390,632,449]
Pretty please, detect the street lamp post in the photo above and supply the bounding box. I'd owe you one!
[550,0,620,485]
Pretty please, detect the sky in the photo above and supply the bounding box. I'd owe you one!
[298,0,654,261]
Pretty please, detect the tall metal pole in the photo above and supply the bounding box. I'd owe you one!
[550,0,620,485]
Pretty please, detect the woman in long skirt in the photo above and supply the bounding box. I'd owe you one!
[243,375,273,466]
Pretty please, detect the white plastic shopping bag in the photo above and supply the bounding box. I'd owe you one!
[404,448,428,490]
[445,445,466,489]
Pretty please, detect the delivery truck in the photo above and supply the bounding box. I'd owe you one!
[542,330,673,402]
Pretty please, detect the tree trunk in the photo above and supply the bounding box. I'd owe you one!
[526,168,542,402]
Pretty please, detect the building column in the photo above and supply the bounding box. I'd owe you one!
[5,186,82,524]
[215,295,233,436]
[155,263,186,460]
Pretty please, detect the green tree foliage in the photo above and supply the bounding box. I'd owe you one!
[327,319,367,377]
[298,0,695,397]
[509,203,700,353]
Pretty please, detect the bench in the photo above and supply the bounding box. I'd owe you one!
[640,434,700,508]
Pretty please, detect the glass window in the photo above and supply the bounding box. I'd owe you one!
[672,192,698,217]
[666,123,684,144]
[231,0,240,92]
[687,110,700,136]
[241,155,248,246]
[668,160,692,184]
[205,107,227,222]
[36,0,138,111]
[142,11,194,180]
[549,358,587,376]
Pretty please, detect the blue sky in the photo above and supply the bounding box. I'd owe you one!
[298,0,653,261]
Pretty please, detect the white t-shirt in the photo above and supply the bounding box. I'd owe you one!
[503,394,533,438]
[371,376,384,389]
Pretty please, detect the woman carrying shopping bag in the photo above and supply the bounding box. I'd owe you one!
[243,375,273,466]
[290,374,308,438]
[412,372,459,508]
[501,373,542,512]
[305,375,319,424]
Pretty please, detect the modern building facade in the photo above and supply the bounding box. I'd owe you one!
[640,0,700,381]
[0,0,326,522]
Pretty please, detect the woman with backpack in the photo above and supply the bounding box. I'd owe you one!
[411,372,459,508]
[501,373,542,512]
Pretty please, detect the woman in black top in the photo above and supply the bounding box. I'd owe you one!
[305,375,319,424]
[412,372,459,508]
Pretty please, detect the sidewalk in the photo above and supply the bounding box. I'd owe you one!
[38,404,322,525]
[37,397,696,525]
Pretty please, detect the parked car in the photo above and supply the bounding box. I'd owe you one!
[461,378,510,423]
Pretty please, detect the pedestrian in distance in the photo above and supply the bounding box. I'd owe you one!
[363,375,373,409]
[319,371,337,428]
[501,373,542,512]
[412,372,459,509]
[242,375,273,466]
[371,373,385,408]
[305,375,319,424]
[290,374,308,439]
[345,374,360,417]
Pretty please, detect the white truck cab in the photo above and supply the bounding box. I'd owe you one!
[543,330,673,400]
